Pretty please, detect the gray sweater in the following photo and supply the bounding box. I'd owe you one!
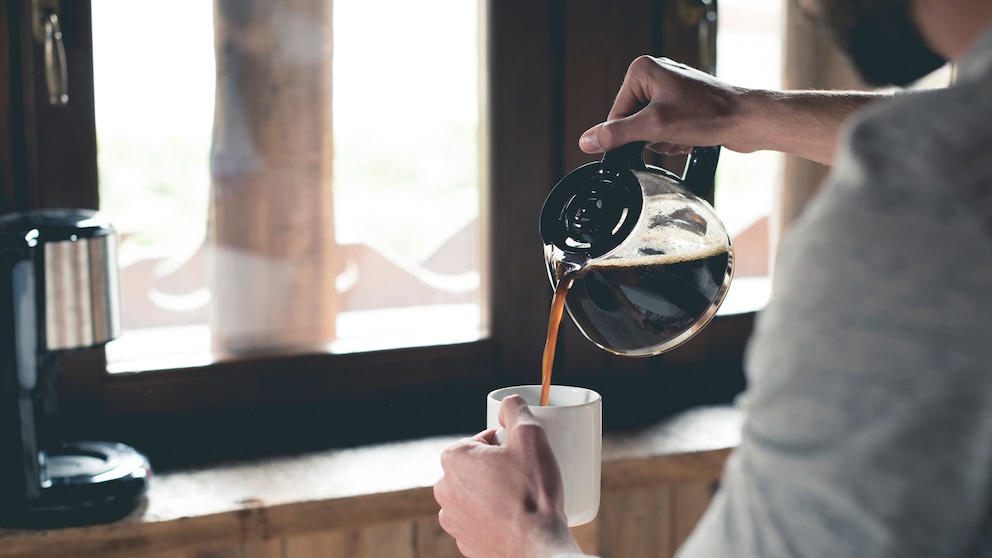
[678,23,992,558]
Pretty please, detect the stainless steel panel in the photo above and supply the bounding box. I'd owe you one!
[43,233,121,350]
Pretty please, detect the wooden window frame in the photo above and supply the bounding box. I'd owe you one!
[1,0,751,467]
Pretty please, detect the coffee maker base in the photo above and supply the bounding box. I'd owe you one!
[0,441,151,529]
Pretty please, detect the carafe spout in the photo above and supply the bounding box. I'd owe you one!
[553,252,586,284]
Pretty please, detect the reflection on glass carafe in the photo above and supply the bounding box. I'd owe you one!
[540,143,733,356]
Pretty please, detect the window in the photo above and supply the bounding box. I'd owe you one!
[3,0,751,465]
[92,0,485,370]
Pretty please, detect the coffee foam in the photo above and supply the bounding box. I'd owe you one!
[590,195,729,268]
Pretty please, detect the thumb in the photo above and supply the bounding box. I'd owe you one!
[579,117,636,154]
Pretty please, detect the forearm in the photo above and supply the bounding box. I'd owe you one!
[579,57,894,166]
[729,89,892,165]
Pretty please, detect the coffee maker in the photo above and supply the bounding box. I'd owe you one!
[0,208,150,528]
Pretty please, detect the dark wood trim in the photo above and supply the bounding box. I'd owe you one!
[102,339,499,417]
[0,1,16,211]
[1,0,29,213]
[15,0,99,211]
[486,0,561,386]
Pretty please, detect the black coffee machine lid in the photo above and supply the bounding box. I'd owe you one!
[0,208,114,245]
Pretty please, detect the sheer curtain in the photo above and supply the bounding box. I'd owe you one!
[774,2,866,265]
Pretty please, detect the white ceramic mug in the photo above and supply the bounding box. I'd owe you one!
[487,385,602,527]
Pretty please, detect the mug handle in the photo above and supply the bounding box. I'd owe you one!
[492,428,507,445]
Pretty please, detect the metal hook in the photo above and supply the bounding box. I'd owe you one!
[32,0,68,106]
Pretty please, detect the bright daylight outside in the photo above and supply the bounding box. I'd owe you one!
[93,0,779,371]
[93,0,483,370]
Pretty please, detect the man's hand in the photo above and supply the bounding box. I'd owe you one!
[580,56,747,156]
[579,55,886,165]
[434,395,584,558]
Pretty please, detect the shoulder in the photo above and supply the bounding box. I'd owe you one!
[845,86,988,176]
[833,82,992,236]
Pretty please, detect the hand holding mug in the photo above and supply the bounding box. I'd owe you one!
[434,394,587,558]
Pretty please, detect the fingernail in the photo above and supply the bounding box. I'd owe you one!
[580,133,601,153]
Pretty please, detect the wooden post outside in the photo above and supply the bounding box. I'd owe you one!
[209,0,338,353]
[774,3,865,268]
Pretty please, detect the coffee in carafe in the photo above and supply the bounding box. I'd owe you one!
[540,143,733,360]
[554,202,731,355]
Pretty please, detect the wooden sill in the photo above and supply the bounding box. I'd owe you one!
[0,405,741,558]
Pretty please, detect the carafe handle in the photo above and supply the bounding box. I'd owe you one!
[601,141,648,175]
[682,145,721,201]
[602,142,721,202]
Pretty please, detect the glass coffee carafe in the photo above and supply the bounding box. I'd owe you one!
[540,143,733,356]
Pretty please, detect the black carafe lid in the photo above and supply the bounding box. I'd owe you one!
[540,142,646,259]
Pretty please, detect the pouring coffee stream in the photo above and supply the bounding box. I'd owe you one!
[540,272,574,406]
[538,143,733,404]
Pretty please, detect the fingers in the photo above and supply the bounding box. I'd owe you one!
[606,55,664,121]
[582,97,675,153]
[580,119,633,154]
[473,428,498,444]
[579,54,740,155]
[578,129,603,153]
[498,395,538,431]
[437,433,496,494]
[498,396,559,456]
[435,436,487,511]
[433,401,574,557]
[436,400,543,462]
[647,142,693,156]
[580,114,701,155]
[580,115,664,154]
[578,56,661,153]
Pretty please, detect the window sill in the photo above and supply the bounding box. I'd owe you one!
[0,405,741,558]
[717,275,771,317]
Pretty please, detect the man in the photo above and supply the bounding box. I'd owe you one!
[434,0,992,556]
